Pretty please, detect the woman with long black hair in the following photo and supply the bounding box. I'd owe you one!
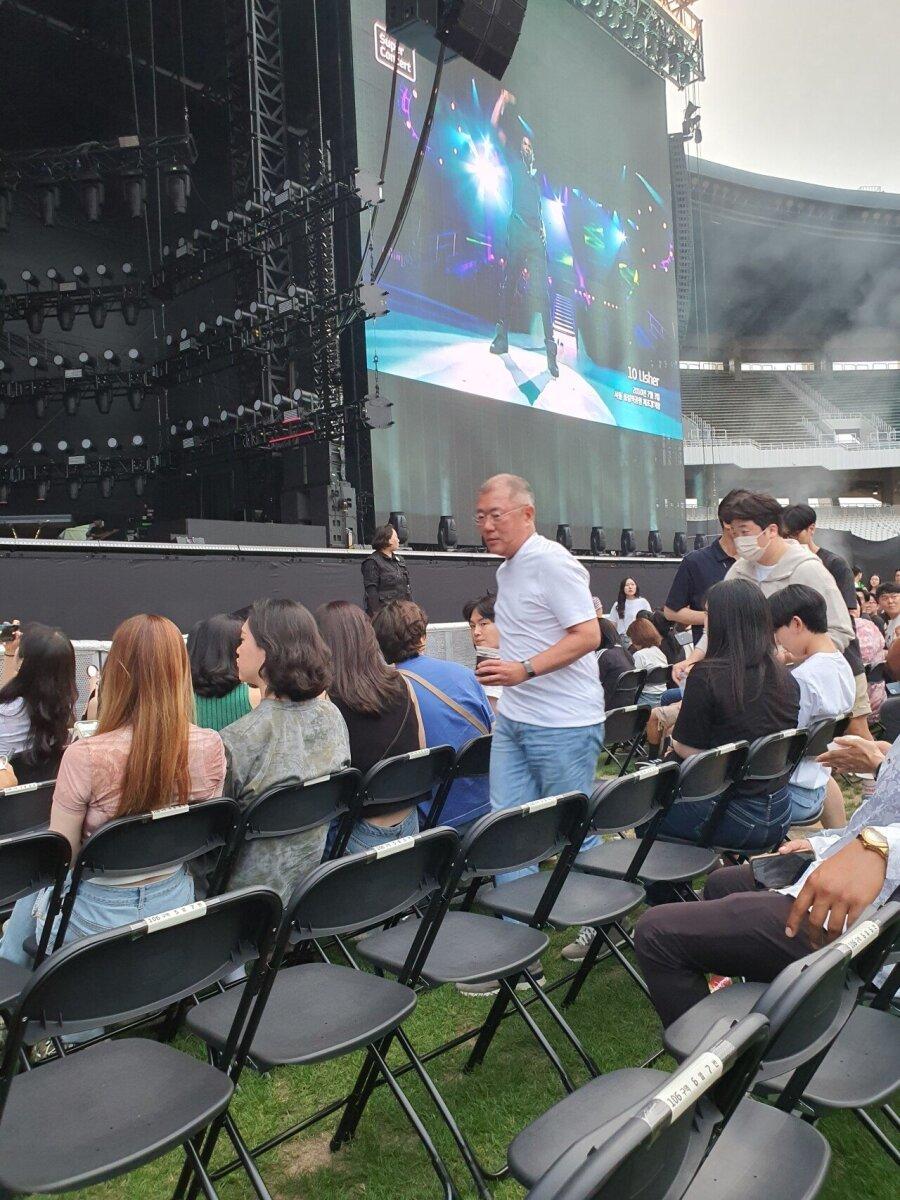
[609,576,651,637]
[0,622,77,775]
[661,578,801,851]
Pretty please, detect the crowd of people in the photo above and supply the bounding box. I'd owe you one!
[0,477,898,1037]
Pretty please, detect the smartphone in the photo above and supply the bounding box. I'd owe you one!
[0,621,20,643]
[475,645,500,661]
[751,850,816,890]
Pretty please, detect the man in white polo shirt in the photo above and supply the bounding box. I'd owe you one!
[475,473,604,864]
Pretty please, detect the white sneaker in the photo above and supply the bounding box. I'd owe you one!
[561,926,596,962]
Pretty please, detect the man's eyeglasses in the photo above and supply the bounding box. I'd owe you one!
[474,504,527,527]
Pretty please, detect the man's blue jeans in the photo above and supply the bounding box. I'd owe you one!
[490,714,604,884]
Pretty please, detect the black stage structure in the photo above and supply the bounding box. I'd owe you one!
[1,538,680,640]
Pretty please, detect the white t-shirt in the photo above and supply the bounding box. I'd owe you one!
[754,563,776,583]
[609,596,652,636]
[495,534,604,727]
[791,651,856,790]
[0,697,32,758]
[886,614,899,647]
[632,645,668,696]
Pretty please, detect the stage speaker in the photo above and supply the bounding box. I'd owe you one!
[590,525,606,555]
[620,528,635,556]
[647,529,662,556]
[387,1,528,81]
[693,533,705,551]
[438,514,458,550]
[389,510,410,545]
[555,523,573,551]
[673,532,688,556]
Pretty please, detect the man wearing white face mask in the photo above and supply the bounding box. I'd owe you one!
[673,492,854,685]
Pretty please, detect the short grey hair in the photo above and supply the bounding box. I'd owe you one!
[478,473,535,507]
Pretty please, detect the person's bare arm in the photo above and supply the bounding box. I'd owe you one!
[475,618,600,688]
[885,635,900,682]
[490,88,515,142]
[670,738,704,760]
[1,620,22,686]
[672,642,705,685]
[663,604,705,627]
[785,838,887,947]
[816,735,888,775]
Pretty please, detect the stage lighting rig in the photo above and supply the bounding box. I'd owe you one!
[569,0,703,87]
[1,265,152,331]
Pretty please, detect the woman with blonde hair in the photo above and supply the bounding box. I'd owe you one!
[0,614,226,966]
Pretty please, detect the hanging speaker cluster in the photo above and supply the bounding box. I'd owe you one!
[386,1,528,80]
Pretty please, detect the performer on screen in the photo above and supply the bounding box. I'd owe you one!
[488,89,558,378]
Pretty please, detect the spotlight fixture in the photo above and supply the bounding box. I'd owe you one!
[0,483,8,505]
[164,164,191,214]
[67,478,81,501]
[95,387,113,414]
[57,440,69,453]
[388,511,409,545]
[620,528,636,556]
[122,296,140,326]
[133,473,146,496]
[127,384,144,412]
[131,434,144,447]
[64,389,80,415]
[555,523,574,551]
[88,297,107,328]
[107,437,119,450]
[673,532,688,556]
[0,444,7,455]
[33,396,48,419]
[437,515,458,551]
[52,354,71,369]
[120,169,146,218]
[27,355,47,372]
[77,351,97,367]
[36,479,49,502]
[37,183,59,227]
[590,526,606,555]
[99,475,114,499]
[72,264,90,285]
[81,438,93,451]
[46,267,66,284]
[693,533,705,551]
[21,269,38,287]
[102,350,120,366]
[0,359,10,375]
[26,303,44,334]
[78,169,104,221]
[31,442,43,453]
[647,529,662,556]
[57,298,76,331]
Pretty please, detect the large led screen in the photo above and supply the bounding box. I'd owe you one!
[351,0,682,440]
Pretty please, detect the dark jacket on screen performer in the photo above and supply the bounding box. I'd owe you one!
[362,551,412,616]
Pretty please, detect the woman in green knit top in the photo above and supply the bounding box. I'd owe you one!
[187,614,257,732]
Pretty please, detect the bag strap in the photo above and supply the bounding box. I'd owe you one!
[399,669,490,737]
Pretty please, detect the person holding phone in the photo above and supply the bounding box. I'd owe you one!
[464,594,502,712]
[633,731,899,1029]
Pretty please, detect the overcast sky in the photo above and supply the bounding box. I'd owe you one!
[665,0,900,194]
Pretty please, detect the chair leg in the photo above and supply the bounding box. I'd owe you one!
[883,1105,900,1132]
[330,1041,387,1151]
[221,1111,274,1200]
[853,1107,900,1166]
[464,984,513,1074]
[562,922,608,1007]
[524,970,600,1077]
[181,1136,222,1200]
[465,976,577,1094]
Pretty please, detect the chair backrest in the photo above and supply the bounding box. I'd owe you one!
[53,797,240,948]
[423,734,492,829]
[8,749,61,786]
[588,761,680,837]
[739,728,809,790]
[283,827,459,947]
[643,665,670,689]
[866,661,885,684]
[216,769,362,882]
[802,714,851,760]
[523,1013,770,1200]
[835,901,900,991]
[359,745,456,820]
[0,888,281,1082]
[0,829,69,912]
[676,742,748,805]
[608,669,647,710]
[879,695,900,742]
[0,781,54,835]
[601,705,650,748]
[457,793,588,881]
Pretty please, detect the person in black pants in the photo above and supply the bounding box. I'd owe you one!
[488,89,557,378]
[361,524,412,617]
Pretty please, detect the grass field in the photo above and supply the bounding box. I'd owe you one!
[46,923,897,1200]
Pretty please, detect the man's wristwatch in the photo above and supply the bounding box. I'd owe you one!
[857,826,889,864]
[520,659,536,679]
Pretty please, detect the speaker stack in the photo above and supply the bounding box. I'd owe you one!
[386,1,528,81]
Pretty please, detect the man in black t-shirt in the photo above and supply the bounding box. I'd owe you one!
[664,489,745,644]
[488,89,557,378]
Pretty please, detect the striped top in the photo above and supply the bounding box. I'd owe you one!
[193,684,253,733]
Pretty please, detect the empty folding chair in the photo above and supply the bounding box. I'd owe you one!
[209,769,362,893]
[575,742,749,901]
[510,942,854,1199]
[335,745,456,855]
[598,705,651,775]
[606,668,647,711]
[0,781,54,836]
[880,695,900,742]
[422,734,492,829]
[181,829,462,1200]
[0,887,281,1200]
[0,831,69,1017]
[477,763,680,1008]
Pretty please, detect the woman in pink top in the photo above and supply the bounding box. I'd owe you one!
[0,614,225,967]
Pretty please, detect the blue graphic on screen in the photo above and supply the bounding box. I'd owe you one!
[360,16,682,440]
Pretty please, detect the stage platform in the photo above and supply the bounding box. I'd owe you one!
[1,538,680,640]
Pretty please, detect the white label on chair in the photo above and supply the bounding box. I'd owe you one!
[141,901,207,933]
[523,795,563,813]
[836,918,880,959]
[373,835,416,858]
[638,1051,725,1128]
[6,782,44,794]
[634,764,660,780]
[407,748,431,760]
[715,743,743,755]
[150,804,191,820]
[304,774,331,787]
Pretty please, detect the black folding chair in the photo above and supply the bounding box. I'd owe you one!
[607,668,646,711]
[519,1015,773,1200]
[181,829,462,1200]
[355,795,593,1190]
[598,705,650,775]
[7,749,61,786]
[210,769,362,892]
[478,763,680,1008]
[335,745,456,854]
[0,830,70,1017]
[790,713,852,830]
[641,664,670,693]
[422,734,492,829]
[0,781,54,836]
[877,695,900,742]
[576,743,749,901]
[866,660,886,685]
[509,941,852,1199]
[0,887,281,1200]
[663,903,900,1163]
[49,797,240,952]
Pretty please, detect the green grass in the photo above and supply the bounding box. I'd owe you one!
[43,927,897,1200]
